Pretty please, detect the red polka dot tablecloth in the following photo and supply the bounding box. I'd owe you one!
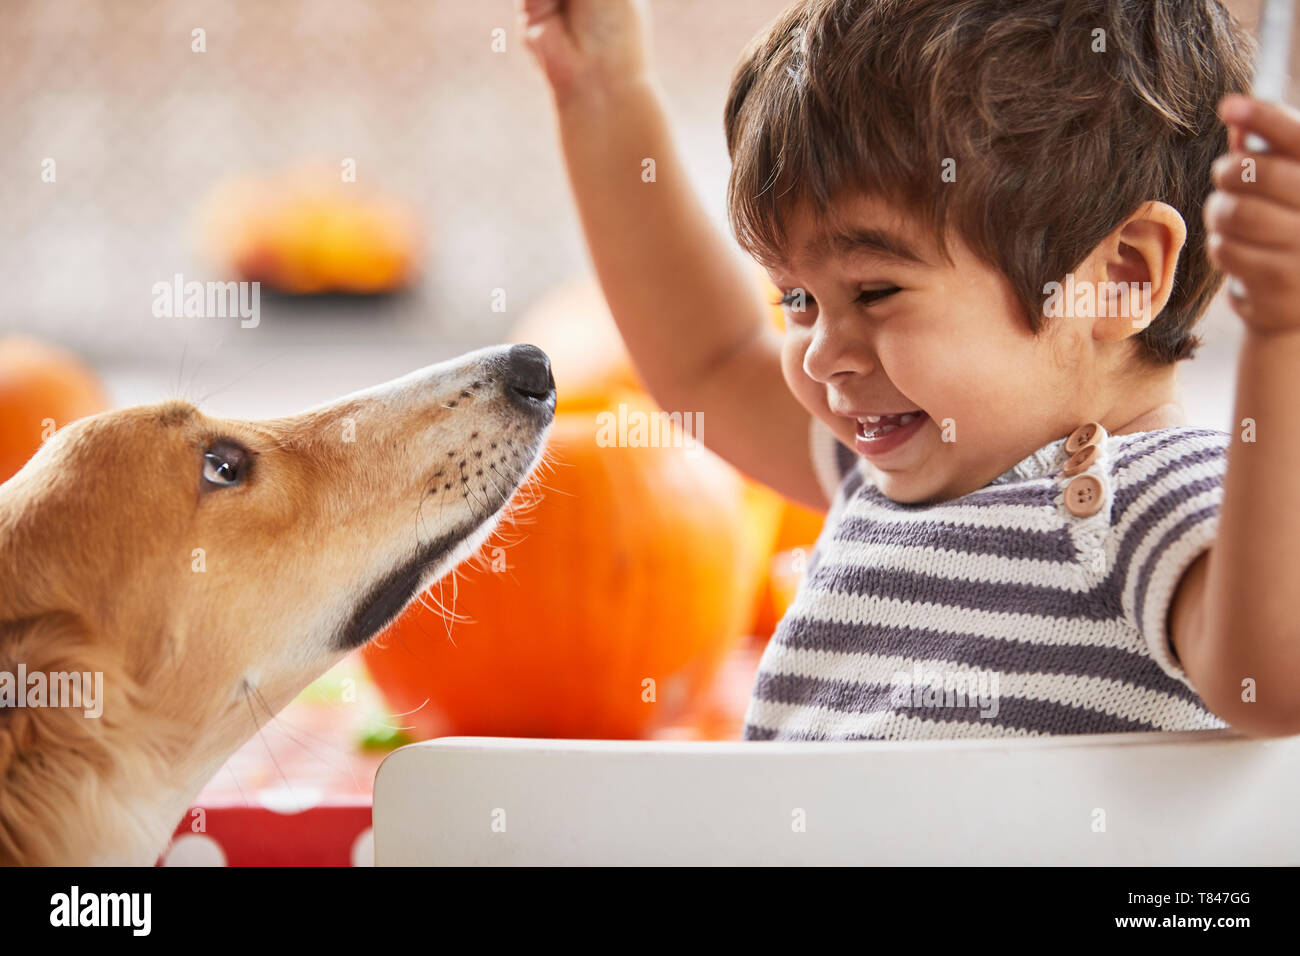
[159,642,763,866]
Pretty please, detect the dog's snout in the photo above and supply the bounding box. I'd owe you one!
[504,344,556,408]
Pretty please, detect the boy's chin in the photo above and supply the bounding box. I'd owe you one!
[868,466,943,505]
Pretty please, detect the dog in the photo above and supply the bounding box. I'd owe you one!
[0,343,555,865]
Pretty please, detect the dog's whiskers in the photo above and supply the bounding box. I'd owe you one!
[241,679,303,813]
[414,585,470,626]
[223,760,252,809]
[383,698,432,721]
[241,684,368,794]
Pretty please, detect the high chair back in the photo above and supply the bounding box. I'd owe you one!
[373,730,1300,865]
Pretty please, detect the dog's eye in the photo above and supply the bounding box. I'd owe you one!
[201,442,249,489]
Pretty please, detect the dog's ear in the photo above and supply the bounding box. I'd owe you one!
[0,609,120,762]
[0,611,115,865]
[0,611,101,690]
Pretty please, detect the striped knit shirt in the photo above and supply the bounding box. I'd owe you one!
[742,417,1231,740]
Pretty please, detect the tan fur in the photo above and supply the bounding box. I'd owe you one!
[0,347,552,864]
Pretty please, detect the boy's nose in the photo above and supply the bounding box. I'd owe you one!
[803,326,876,384]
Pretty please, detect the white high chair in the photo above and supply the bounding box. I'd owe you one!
[372,729,1300,865]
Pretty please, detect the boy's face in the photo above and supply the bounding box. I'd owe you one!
[769,193,1094,504]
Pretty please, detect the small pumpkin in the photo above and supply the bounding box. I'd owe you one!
[0,338,109,483]
[199,168,420,295]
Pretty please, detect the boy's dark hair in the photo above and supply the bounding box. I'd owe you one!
[724,0,1255,364]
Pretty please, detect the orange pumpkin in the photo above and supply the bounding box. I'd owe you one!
[505,274,818,645]
[363,391,778,739]
[0,338,109,483]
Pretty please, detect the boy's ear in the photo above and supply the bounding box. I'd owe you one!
[1089,200,1187,342]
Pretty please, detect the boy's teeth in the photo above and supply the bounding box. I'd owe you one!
[858,410,924,439]
[859,411,921,425]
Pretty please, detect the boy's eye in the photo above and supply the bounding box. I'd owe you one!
[856,287,900,306]
[769,287,900,315]
[774,289,812,311]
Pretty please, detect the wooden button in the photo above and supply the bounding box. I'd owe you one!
[1063,474,1105,517]
[1065,422,1104,454]
[1061,443,1099,477]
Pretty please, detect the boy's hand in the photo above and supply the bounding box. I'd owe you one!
[1206,94,1300,335]
[516,0,652,106]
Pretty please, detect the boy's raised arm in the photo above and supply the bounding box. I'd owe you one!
[1180,95,1300,736]
[519,0,830,510]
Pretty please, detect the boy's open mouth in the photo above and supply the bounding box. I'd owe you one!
[854,410,929,456]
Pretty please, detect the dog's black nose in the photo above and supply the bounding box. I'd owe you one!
[504,343,556,408]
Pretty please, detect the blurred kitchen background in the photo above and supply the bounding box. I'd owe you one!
[1,0,802,418]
